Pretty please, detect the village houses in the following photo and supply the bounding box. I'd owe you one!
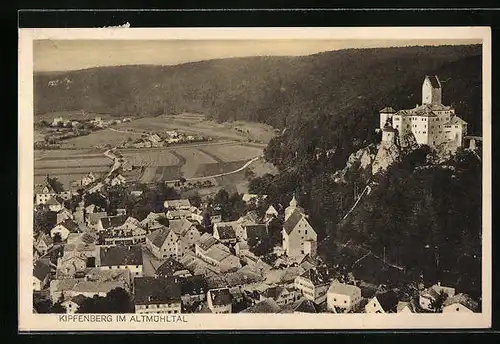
[96,245,144,280]
[207,288,233,313]
[294,268,330,305]
[326,280,363,313]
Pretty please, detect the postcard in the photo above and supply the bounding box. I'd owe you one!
[18,26,491,331]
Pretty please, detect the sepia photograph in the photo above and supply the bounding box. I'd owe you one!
[18,27,491,331]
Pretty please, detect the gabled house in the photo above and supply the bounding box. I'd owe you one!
[34,178,59,205]
[207,288,233,313]
[326,280,362,313]
[56,208,74,224]
[33,259,52,291]
[46,196,65,212]
[35,233,53,256]
[140,212,166,229]
[264,205,279,222]
[397,300,417,313]
[96,245,143,279]
[365,290,399,313]
[146,226,183,259]
[294,268,330,304]
[86,211,108,228]
[50,219,81,241]
[155,258,192,278]
[442,293,479,313]
[419,283,456,311]
[282,197,317,259]
[169,218,201,249]
[133,277,182,314]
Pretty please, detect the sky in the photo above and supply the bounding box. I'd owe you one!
[33,39,481,72]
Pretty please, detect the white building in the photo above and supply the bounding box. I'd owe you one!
[419,283,456,311]
[379,75,468,149]
[282,196,317,259]
[294,268,330,305]
[326,280,362,313]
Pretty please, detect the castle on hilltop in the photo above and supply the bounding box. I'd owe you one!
[379,75,468,149]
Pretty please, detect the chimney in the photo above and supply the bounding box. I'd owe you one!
[437,281,441,287]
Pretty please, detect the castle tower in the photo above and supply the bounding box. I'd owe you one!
[422,75,442,105]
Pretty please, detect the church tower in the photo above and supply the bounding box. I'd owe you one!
[422,75,442,105]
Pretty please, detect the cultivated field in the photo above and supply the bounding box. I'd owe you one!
[122,150,180,167]
[60,128,134,149]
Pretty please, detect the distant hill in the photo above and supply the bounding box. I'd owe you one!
[34,44,482,135]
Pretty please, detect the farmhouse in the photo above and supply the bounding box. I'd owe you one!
[379,75,468,149]
[63,232,97,258]
[45,196,65,212]
[56,208,74,224]
[133,277,182,314]
[168,219,201,248]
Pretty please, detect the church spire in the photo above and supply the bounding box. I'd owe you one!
[289,194,298,208]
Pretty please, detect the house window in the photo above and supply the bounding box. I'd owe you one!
[456,308,460,312]
[334,298,337,302]
[344,300,347,304]
[305,230,308,235]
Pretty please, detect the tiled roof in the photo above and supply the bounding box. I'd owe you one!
[328,281,361,298]
[147,226,174,248]
[299,268,330,286]
[99,245,143,266]
[375,290,399,312]
[397,300,416,313]
[205,244,231,262]
[134,277,182,305]
[379,107,397,113]
[197,233,218,251]
[241,298,281,313]
[45,196,63,206]
[37,233,53,247]
[57,219,80,233]
[426,75,441,88]
[208,288,232,306]
[216,225,237,240]
[443,116,468,126]
[33,259,51,281]
[169,218,195,236]
[243,224,267,239]
[283,209,304,235]
[101,215,127,229]
[263,285,285,300]
[88,212,108,225]
[155,258,188,277]
[292,299,318,313]
[165,199,191,209]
